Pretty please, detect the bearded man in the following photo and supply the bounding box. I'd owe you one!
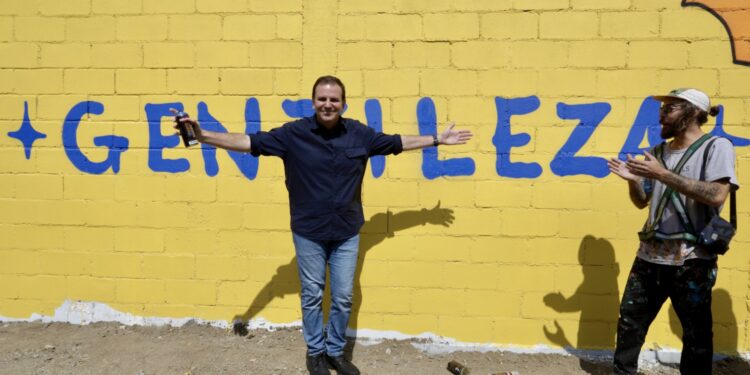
[608,88,738,374]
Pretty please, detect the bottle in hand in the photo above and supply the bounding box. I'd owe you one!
[175,111,198,147]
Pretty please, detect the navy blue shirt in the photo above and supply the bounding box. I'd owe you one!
[249,116,403,240]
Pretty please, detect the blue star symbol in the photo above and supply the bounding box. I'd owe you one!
[7,101,46,160]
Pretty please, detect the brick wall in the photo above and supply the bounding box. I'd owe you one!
[1,0,749,353]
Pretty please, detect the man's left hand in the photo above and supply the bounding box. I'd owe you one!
[625,151,667,180]
[439,123,473,145]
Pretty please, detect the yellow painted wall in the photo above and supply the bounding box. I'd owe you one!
[1,0,749,354]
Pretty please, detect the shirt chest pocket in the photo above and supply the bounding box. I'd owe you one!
[338,147,368,175]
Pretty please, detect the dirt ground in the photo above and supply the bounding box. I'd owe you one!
[1,322,748,375]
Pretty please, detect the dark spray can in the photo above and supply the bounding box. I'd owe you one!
[175,111,198,147]
[447,360,470,375]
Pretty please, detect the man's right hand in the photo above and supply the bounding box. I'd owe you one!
[608,155,640,182]
[169,108,203,141]
[166,109,251,152]
[610,155,650,208]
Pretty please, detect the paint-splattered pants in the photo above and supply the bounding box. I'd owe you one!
[613,257,717,375]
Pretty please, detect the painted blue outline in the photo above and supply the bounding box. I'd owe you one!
[492,96,542,178]
[365,99,385,178]
[7,101,46,160]
[550,102,611,178]
[417,97,475,179]
[145,103,189,173]
[197,99,261,180]
[63,101,129,174]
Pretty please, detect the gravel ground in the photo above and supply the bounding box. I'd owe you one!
[1,322,749,374]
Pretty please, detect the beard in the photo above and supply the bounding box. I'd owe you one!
[660,105,699,139]
[660,123,676,139]
[660,118,689,139]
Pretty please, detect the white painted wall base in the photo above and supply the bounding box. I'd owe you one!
[2,299,746,368]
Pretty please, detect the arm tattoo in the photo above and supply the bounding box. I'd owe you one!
[660,171,724,206]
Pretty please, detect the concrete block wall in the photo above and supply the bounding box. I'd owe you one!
[1,0,749,353]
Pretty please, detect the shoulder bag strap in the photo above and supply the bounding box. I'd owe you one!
[700,136,737,229]
[649,134,713,232]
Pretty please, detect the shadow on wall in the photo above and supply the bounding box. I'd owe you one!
[350,202,455,332]
[230,203,455,336]
[543,235,620,374]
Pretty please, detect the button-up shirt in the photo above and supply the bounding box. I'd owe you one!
[249,116,403,240]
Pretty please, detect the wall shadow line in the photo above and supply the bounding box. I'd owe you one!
[230,202,455,343]
[667,288,750,372]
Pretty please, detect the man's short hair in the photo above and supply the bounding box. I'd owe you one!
[312,75,346,103]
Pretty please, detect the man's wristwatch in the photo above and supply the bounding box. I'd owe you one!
[432,134,439,147]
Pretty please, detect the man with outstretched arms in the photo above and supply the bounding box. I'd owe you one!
[177,75,472,375]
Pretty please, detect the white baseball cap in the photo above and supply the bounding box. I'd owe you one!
[653,88,710,112]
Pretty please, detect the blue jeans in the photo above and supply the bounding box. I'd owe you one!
[292,232,359,357]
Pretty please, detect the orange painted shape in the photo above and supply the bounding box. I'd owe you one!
[684,0,750,64]
[736,40,750,62]
[685,0,746,10]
